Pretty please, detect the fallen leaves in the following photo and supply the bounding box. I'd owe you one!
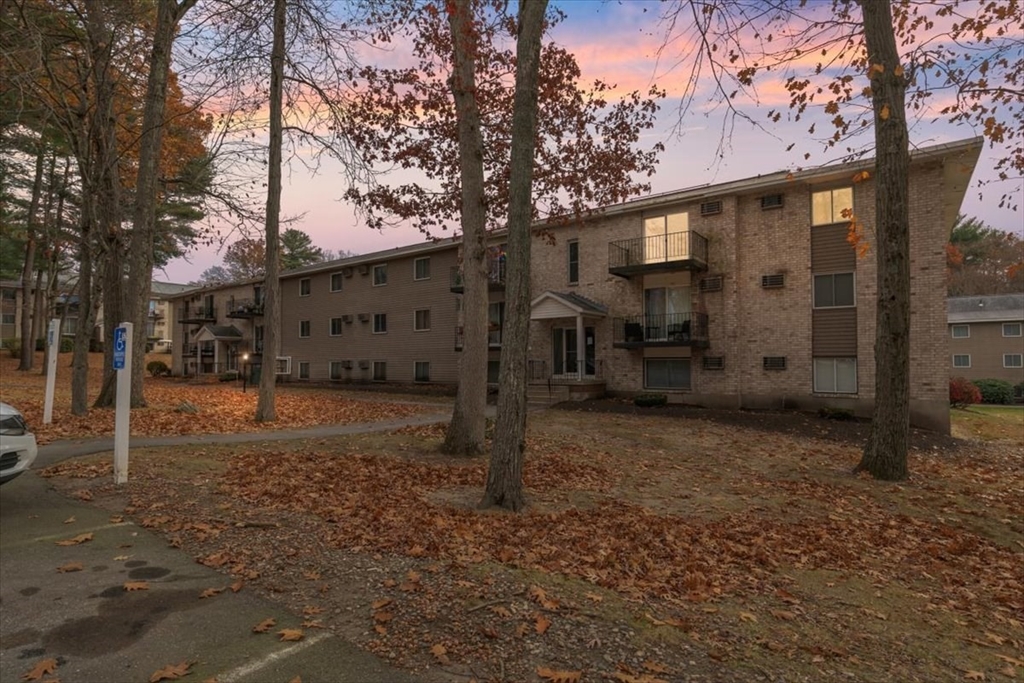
[62,516,75,524]
[21,658,58,681]
[150,661,192,682]
[56,562,83,573]
[252,618,276,633]
[535,614,552,634]
[536,666,581,683]
[199,587,223,599]
[278,629,304,642]
[55,533,93,546]
[124,581,150,591]
[429,643,449,665]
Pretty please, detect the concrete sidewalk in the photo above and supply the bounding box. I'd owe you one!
[1,411,465,683]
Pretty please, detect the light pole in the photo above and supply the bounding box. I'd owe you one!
[242,353,249,393]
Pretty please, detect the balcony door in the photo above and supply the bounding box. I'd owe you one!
[644,286,691,341]
[643,212,689,264]
[553,326,595,378]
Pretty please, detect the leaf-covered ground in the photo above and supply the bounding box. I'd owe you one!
[0,352,437,443]
[40,408,1023,683]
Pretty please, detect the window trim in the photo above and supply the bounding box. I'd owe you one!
[950,324,970,339]
[414,360,430,383]
[299,278,311,297]
[372,360,387,381]
[952,354,971,369]
[1004,353,1023,368]
[330,272,343,292]
[567,239,579,286]
[813,272,856,309]
[299,320,311,338]
[1002,322,1022,337]
[413,308,430,332]
[373,313,387,334]
[811,186,854,227]
[329,317,343,337]
[373,264,388,287]
[413,257,431,281]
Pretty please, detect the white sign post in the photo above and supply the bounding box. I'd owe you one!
[43,318,61,424]
[113,323,132,485]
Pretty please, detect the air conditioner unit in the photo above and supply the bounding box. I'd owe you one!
[761,274,785,288]
[358,313,370,322]
[341,314,353,323]
[358,360,370,369]
[761,193,784,210]
[358,264,370,275]
[342,266,354,277]
[341,360,353,369]
[700,200,722,216]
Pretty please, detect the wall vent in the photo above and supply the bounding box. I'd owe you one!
[699,275,723,292]
[358,313,370,322]
[761,273,785,289]
[358,360,370,369]
[358,264,370,275]
[341,314,353,323]
[763,356,787,370]
[700,200,722,216]
[341,360,353,369]
[761,193,784,210]
[702,356,724,370]
[342,267,353,277]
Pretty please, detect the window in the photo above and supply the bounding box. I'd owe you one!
[567,239,579,285]
[487,360,500,384]
[414,309,430,332]
[643,212,689,263]
[488,302,504,346]
[811,187,853,226]
[813,358,857,393]
[644,286,691,341]
[414,257,430,281]
[300,278,311,296]
[1005,354,1023,368]
[1003,323,1022,337]
[253,285,263,305]
[330,317,343,336]
[952,354,971,368]
[299,320,311,338]
[951,324,970,339]
[275,356,291,375]
[64,317,78,335]
[0,288,15,300]
[373,264,388,286]
[330,273,343,292]
[372,361,387,381]
[813,273,855,308]
[645,358,691,390]
[414,361,430,382]
[2,313,16,324]
[329,361,344,380]
[298,361,310,379]
[146,321,156,337]
[373,313,387,334]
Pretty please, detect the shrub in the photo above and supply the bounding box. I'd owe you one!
[634,393,668,408]
[973,378,1014,405]
[1016,381,1024,402]
[818,407,854,421]
[146,360,170,377]
[949,377,981,408]
[5,339,20,357]
[218,371,238,382]
[59,337,73,353]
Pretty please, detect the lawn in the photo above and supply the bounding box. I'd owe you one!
[40,407,1024,683]
[0,352,442,443]
[951,404,1024,442]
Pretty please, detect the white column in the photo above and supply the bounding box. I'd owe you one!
[576,314,585,381]
[114,322,132,484]
[43,319,60,423]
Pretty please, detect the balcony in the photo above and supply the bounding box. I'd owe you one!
[178,305,216,324]
[608,230,708,277]
[226,298,264,319]
[182,342,197,356]
[453,325,503,351]
[612,312,709,348]
[450,259,507,293]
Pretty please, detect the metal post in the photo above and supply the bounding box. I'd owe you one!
[43,318,60,424]
[113,322,132,484]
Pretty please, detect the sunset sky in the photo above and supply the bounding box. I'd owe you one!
[159,0,1022,283]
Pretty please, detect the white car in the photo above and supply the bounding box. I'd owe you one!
[0,402,38,485]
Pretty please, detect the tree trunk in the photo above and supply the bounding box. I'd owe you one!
[126,0,197,408]
[481,0,548,512]
[443,0,489,456]
[17,142,45,371]
[71,211,93,416]
[256,0,286,423]
[856,0,911,481]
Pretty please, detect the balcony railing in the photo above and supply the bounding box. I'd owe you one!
[450,258,507,293]
[528,358,603,382]
[178,305,216,323]
[612,312,709,348]
[226,298,264,318]
[454,325,503,351]
[608,230,708,277]
[182,342,197,356]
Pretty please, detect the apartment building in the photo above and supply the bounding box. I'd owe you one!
[0,280,19,342]
[948,294,1024,386]
[147,281,192,352]
[168,279,265,377]
[168,137,981,433]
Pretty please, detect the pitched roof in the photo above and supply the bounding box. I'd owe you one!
[531,290,608,317]
[948,294,1024,323]
[201,324,244,340]
[151,281,192,297]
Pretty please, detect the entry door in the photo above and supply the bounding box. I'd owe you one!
[553,327,596,377]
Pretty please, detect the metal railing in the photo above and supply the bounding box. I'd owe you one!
[184,360,235,376]
[528,358,603,381]
[226,298,264,317]
[612,312,709,346]
[454,325,502,350]
[450,258,507,292]
[608,230,708,273]
[177,305,216,322]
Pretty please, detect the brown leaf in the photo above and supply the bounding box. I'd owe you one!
[373,611,393,623]
[278,629,304,642]
[770,609,796,621]
[302,619,324,629]
[997,655,1024,667]
[408,544,426,557]
[109,515,124,523]
[535,614,552,635]
[739,611,757,623]
[21,658,58,681]
[55,533,93,546]
[57,562,83,574]
[536,666,581,683]
[252,618,276,633]
[63,516,76,524]
[149,661,192,682]
[613,673,669,683]
[371,598,392,610]
[113,555,130,561]
[584,592,604,603]
[490,605,511,618]
[373,625,387,635]
[124,581,150,591]
[288,677,301,683]
[382,578,397,588]
[643,661,670,674]
[964,672,985,681]
[302,605,322,616]
[998,665,1016,679]
[199,587,223,599]
[430,643,449,665]
[230,580,244,593]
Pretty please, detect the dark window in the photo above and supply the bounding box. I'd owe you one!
[330,317,343,336]
[414,257,430,280]
[373,264,388,286]
[300,278,311,296]
[645,358,691,389]
[299,320,311,337]
[372,361,387,381]
[298,362,310,379]
[488,302,504,346]
[763,356,787,370]
[373,313,387,333]
[330,273,343,292]
[414,309,430,331]
[568,240,579,285]
[414,361,430,382]
[813,357,857,393]
[813,273,855,307]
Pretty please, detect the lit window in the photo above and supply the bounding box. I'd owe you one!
[811,187,853,226]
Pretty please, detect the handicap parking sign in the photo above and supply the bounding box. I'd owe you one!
[113,327,127,370]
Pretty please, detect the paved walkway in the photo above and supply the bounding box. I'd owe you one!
[1,409,468,683]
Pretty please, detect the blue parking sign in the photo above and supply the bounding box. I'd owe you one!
[113,327,127,370]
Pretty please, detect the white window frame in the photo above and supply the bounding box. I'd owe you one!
[567,239,579,285]
[329,360,344,380]
[414,361,430,382]
[413,257,430,281]
[813,357,858,394]
[373,313,387,334]
[298,361,310,379]
[372,360,387,381]
[373,264,388,286]
[275,356,292,375]
[951,324,970,339]
[952,354,971,368]
[811,186,854,226]
[299,320,311,338]
[299,278,311,296]
[414,308,430,332]
[330,272,343,292]
[813,272,856,309]
[1003,322,1022,337]
[1004,354,1023,368]
[329,317,343,337]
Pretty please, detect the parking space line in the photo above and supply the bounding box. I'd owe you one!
[218,631,332,683]
[26,521,133,544]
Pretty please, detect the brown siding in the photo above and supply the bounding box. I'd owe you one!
[949,320,1024,384]
[811,224,855,272]
[812,308,857,356]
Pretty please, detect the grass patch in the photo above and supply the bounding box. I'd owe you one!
[951,404,1024,441]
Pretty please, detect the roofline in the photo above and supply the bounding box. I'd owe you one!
[948,315,1023,324]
